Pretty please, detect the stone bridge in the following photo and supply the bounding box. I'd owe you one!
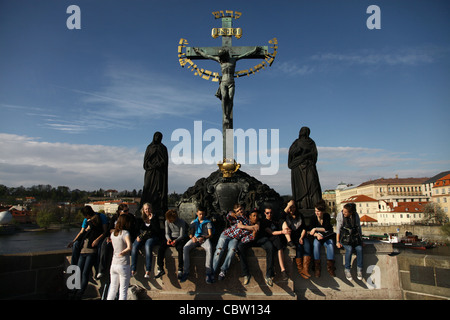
[1,242,449,300]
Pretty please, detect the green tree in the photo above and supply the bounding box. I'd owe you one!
[441,223,450,238]
[36,209,57,229]
[422,202,447,225]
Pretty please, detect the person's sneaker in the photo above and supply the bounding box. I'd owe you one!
[155,269,165,279]
[280,270,288,280]
[144,272,150,279]
[177,269,183,280]
[345,269,353,281]
[265,277,273,287]
[179,273,189,283]
[243,275,251,285]
[218,270,226,281]
[357,269,363,281]
[95,272,103,280]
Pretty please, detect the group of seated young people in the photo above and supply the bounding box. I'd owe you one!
[68,199,363,299]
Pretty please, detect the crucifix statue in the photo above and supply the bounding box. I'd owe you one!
[193,46,260,131]
[178,10,277,177]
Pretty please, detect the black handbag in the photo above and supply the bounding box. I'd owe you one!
[317,231,336,243]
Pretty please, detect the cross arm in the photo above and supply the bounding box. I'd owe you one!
[185,46,268,60]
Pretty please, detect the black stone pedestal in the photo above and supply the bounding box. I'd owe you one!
[177,169,284,235]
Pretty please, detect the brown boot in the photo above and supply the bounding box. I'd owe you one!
[327,260,336,277]
[300,256,311,279]
[295,257,303,275]
[314,260,321,278]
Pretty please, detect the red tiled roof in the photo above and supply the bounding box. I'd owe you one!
[387,202,428,213]
[360,215,378,222]
[342,195,378,203]
[433,174,450,188]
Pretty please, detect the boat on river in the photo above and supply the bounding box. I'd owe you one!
[380,232,435,250]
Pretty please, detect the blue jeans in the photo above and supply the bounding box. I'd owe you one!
[72,239,104,274]
[212,233,239,274]
[343,244,363,270]
[131,237,159,272]
[295,237,311,258]
[313,238,335,260]
[77,253,97,295]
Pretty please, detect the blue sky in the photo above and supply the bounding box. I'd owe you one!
[0,0,449,196]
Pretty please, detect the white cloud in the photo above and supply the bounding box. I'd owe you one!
[310,51,433,66]
[0,134,444,197]
[44,63,217,133]
[277,46,445,77]
[0,133,143,190]
[274,61,315,76]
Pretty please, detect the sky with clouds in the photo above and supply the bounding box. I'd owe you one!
[0,0,449,196]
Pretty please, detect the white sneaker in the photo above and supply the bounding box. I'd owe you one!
[357,268,363,281]
[345,269,353,281]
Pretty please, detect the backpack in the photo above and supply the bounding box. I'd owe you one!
[340,212,362,247]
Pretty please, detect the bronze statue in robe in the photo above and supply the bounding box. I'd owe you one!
[288,127,322,210]
[140,132,168,214]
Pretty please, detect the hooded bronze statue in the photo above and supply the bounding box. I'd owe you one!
[288,127,322,210]
[140,131,168,214]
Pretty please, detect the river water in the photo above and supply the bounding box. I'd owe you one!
[0,228,80,255]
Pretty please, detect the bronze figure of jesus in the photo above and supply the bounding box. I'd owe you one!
[193,46,260,130]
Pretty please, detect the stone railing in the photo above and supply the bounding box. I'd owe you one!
[1,243,449,300]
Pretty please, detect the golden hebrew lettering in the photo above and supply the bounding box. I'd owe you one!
[195,68,204,77]
[211,72,220,82]
[235,69,249,78]
[212,10,241,19]
[265,56,275,66]
[212,11,224,18]
[202,69,212,80]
